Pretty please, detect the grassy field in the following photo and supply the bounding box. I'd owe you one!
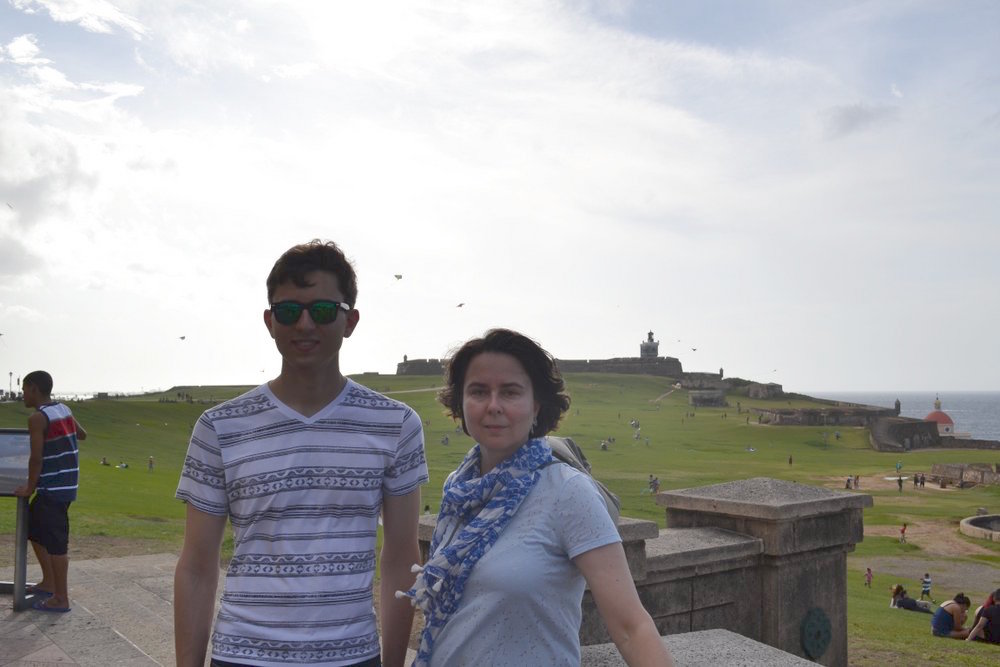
[2,373,998,663]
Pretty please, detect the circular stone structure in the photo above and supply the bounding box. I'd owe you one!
[959,514,1000,542]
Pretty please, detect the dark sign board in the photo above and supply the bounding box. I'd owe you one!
[0,428,29,496]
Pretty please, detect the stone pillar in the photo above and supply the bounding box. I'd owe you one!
[656,478,871,667]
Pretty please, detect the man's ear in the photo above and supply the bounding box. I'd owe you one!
[343,308,360,338]
[263,309,276,338]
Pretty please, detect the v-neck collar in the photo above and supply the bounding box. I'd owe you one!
[261,379,353,424]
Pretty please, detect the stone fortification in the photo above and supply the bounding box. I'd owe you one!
[930,462,1000,487]
[556,356,684,377]
[941,437,1000,451]
[747,382,783,399]
[688,390,727,407]
[883,418,940,451]
[754,406,892,427]
[419,477,869,667]
[678,372,726,390]
[396,358,444,375]
[868,417,1000,453]
[397,355,684,377]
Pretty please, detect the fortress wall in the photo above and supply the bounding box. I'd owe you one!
[396,359,444,375]
[679,373,728,390]
[556,357,683,377]
[397,356,684,377]
[747,383,783,399]
[942,437,1000,451]
[887,421,941,450]
[755,408,890,427]
[930,463,967,483]
[962,468,1000,486]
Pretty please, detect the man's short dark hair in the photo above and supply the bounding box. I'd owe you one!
[439,328,570,438]
[266,240,358,306]
[23,370,53,396]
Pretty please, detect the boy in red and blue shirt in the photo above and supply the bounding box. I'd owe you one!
[14,370,87,612]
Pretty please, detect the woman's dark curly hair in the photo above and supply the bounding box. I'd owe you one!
[438,329,570,439]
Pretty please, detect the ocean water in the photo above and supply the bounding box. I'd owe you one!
[814,391,1000,442]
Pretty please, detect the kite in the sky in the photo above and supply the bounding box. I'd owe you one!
[691,348,697,351]
[5,203,12,210]
[179,336,186,340]
[394,274,402,280]
[456,303,465,308]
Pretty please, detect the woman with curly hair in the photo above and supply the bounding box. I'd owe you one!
[401,329,673,666]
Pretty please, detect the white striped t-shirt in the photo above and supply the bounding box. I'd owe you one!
[176,380,428,666]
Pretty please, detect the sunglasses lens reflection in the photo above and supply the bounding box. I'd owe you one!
[273,303,303,325]
[309,302,338,324]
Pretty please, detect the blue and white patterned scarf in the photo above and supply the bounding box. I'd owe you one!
[399,437,553,667]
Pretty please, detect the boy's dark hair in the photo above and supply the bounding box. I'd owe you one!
[23,370,53,396]
[266,239,358,306]
[438,328,570,439]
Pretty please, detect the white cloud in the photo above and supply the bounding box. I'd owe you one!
[0,303,43,321]
[270,62,319,80]
[11,0,146,39]
[0,1,997,393]
[4,34,50,64]
[890,83,903,98]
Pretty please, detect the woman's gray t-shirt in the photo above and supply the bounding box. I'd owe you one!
[429,464,622,666]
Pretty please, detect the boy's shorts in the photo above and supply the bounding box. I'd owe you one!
[28,494,72,556]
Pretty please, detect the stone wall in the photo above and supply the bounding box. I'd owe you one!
[556,357,683,377]
[397,355,684,377]
[396,358,444,375]
[747,383,783,399]
[418,477,869,667]
[887,420,941,450]
[940,437,1000,451]
[960,514,1000,543]
[930,463,969,484]
[679,372,727,390]
[689,390,727,407]
[963,467,1000,486]
[933,462,1000,487]
[755,407,891,427]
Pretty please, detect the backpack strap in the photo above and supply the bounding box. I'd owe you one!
[544,436,621,523]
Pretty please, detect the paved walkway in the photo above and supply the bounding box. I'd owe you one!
[2,554,416,666]
[1,553,197,666]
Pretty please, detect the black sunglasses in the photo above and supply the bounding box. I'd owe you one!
[269,300,351,325]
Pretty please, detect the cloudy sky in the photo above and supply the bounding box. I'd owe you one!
[0,0,997,395]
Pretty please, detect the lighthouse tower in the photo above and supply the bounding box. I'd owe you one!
[640,331,659,359]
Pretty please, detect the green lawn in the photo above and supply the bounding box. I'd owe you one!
[2,375,998,662]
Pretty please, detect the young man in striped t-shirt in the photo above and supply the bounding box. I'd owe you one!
[14,370,87,613]
[175,240,428,667]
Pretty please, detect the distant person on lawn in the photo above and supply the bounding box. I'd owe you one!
[966,589,1000,643]
[931,593,972,638]
[13,370,88,613]
[174,240,428,667]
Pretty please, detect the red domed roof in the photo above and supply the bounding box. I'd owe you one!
[925,410,954,425]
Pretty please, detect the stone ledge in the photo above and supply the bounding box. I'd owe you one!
[615,516,659,541]
[646,527,762,572]
[581,628,814,666]
[419,513,658,542]
[656,477,872,520]
[959,514,1000,542]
